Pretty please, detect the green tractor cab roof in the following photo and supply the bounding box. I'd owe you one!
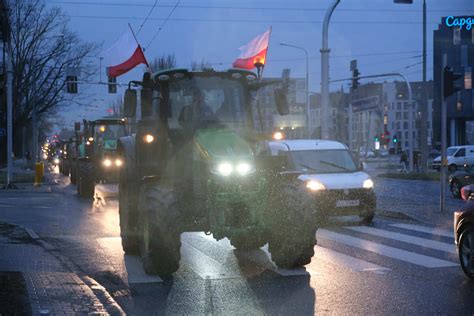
[152,68,258,83]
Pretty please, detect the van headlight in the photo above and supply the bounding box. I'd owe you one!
[363,179,374,189]
[306,180,326,191]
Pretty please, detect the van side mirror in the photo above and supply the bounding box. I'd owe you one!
[124,89,137,117]
[74,122,81,131]
[274,88,289,115]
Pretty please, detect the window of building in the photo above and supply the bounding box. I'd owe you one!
[404,122,408,130]
[405,131,408,139]
[457,101,462,112]
[465,67,472,89]
[454,28,461,45]
[461,45,468,66]
[396,122,400,130]
[397,102,401,110]
[405,141,409,148]
[403,112,408,120]
[396,112,402,120]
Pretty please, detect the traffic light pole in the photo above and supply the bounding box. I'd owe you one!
[440,56,447,213]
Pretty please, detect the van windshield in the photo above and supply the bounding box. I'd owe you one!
[447,148,457,156]
[288,149,358,173]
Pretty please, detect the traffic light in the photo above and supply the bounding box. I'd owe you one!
[351,68,360,90]
[66,75,78,94]
[393,135,398,143]
[108,76,117,94]
[374,135,379,142]
[443,66,463,99]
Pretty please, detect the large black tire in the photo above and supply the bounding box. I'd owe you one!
[451,180,462,199]
[459,227,474,279]
[70,161,77,185]
[138,184,181,276]
[268,182,318,269]
[78,160,95,198]
[230,233,266,251]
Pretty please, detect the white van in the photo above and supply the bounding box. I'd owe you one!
[266,139,376,224]
[431,146,474,171]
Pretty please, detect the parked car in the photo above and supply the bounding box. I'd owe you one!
[453,185,474,279]
[267,139,376,225]
[379,149,389,158]
[449,165,474,199]
[432,145,474,172]
[359,149,375,159]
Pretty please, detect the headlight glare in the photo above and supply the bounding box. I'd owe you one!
[103,159,112,167]
[363,179,374,189]
[236,162,254,175]
[216,162,233,176]
[306,180,326,191]
[115,159,123,167]
[144,134,154,143]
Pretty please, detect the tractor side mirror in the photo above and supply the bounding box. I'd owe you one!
[124,89,137,117]
[274,88,289,115]
[74,122,81,131]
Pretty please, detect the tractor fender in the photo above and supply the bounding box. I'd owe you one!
[118,135,137,181]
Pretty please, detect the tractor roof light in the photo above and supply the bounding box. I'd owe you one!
[103,159,112,167]
[273,131,284,140]
[144,134,155,143]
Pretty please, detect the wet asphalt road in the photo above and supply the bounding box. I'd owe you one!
[0,171,473,315]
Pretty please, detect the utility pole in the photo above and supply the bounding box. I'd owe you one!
[5,40,13,187]
[321,0,341,140]
[440,55,447,213]
[420,0,428,172]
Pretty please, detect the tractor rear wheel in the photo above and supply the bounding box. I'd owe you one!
[138,183,181,276]
[70,161,77,184]
[268,182,318,269]
[78,160,94,198]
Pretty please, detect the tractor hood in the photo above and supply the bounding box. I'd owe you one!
[194,129,253,160]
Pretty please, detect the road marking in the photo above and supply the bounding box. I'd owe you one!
[181,241,243,280]
[96,237,162,284]
[347,226,457,255]
[318,229,458,268]
[313,246,390,273]
[390,223,452,238]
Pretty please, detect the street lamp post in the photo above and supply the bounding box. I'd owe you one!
[321,0,341,140]
[280,43,310,136]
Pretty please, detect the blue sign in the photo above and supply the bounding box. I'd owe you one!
[445,16,474,30]
[0,128,5,137]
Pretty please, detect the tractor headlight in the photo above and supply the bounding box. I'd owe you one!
[88,137,94,142]
[115,159,123,167]
[144,134,154,143]
[103,159,112,167]
[306,180,326,191]
[54,158,60,164]
[363,179,374,189]
[215,162,233,176]
[236,162,255,176]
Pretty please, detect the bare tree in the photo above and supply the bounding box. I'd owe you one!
[9,0,99,152]
[150,54,176,72]
[191,59,212,71]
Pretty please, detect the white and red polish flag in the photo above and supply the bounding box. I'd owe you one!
[106,30,149,78]
[232,27,271,70]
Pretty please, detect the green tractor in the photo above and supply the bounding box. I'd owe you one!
[118,69,319,276]
[75,118,127,198]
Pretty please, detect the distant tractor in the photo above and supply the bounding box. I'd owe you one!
[117,69,320,276]
[75,118,127,198]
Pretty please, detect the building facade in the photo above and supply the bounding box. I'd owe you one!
[433,16,474,147]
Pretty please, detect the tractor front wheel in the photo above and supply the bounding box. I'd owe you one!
[78,160,94,198]
[138,183,181,276]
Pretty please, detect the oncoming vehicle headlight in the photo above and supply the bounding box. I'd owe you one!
[306,180,326,191]
[363,179,374,189]
[236,162,255,176]
[103,159,112,167]
[144,134,154,143]
[88,137,94,142]
[115,159,123,167]
[211,162,233,176]
[54,158,60,164]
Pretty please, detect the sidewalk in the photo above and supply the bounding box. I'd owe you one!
[0,222,121,315]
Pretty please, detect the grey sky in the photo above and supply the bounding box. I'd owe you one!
[44,0,473,127]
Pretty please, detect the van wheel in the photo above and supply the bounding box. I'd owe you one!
[448,164,457,172]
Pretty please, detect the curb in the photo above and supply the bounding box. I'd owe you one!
[376,209,420,222]
[12,224,125,315]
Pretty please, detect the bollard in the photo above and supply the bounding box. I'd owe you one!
[34,162,44,187]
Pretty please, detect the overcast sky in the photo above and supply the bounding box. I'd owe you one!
[44,0,473,127]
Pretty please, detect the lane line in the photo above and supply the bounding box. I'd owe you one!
[313,246,390,273]
[390,223,452,238]
[317,229,458,268]
[347,226,456,254]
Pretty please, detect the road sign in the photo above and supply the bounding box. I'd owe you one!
[351,96,379,112]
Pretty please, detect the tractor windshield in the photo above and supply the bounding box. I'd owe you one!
[167,77,248,130]
[94,123,126,150]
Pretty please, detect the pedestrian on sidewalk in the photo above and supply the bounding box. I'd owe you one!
[400,151,408,172]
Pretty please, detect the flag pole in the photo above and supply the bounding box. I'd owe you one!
[258,26,272,79]
[128,23,152,72]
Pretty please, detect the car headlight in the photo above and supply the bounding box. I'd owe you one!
[236,162,255,176]
[363,179,374,189]
[54,158,60,164]
[214,162,233,176]
[306,180,326,191]
[115,159,123,167]
[103,159,112,167]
